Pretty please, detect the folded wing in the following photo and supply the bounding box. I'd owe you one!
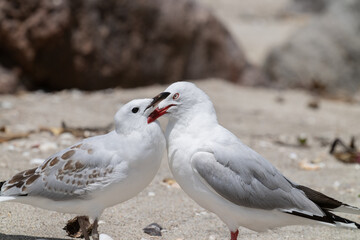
[191,142,324,217]
[1,141,128,201]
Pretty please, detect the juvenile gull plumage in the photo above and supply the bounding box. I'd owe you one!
[147,81,360,240]
[0,99,165,240]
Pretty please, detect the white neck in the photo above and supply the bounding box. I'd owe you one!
[165,103,219,145]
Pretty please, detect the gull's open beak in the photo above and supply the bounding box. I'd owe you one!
[147,104,176,124]
[145,92,171,111]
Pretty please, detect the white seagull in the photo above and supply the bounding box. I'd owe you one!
[0,98,165,240]
[147,81,360,239]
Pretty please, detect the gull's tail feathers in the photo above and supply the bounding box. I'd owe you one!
[285,184,360,229]
[286,210,360,229]
[0,181,16,202]
[295,184,360,215]
[331,204,360,215]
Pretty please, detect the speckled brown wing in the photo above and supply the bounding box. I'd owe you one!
[1,141,128,201]
[1,167,39,196]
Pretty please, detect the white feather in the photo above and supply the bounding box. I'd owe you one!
[0,196,16,202]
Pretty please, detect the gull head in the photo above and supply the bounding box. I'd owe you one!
[115,98,158,134]
[147,81,215,123]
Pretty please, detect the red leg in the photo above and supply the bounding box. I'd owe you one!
[230,230,239,240]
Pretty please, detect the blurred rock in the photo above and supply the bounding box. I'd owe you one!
[0,0,250,91]
[264,0,360,96]
[240,65,269,87]
[287,0,332,13]
[0,65,18,94]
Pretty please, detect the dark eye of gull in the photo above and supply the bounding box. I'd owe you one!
[132,107,139,113]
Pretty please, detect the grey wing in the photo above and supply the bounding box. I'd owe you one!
[1,141,128,200]
[191,143,324,217]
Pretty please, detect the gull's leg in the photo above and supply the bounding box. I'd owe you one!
[230,230,239,240]
[92,218,99,240]
[78,216,91,240]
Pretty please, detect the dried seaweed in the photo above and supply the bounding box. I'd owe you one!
[329,137,360,164]
[63,216,93,238]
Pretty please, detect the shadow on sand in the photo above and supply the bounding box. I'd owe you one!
[0,233,67,240]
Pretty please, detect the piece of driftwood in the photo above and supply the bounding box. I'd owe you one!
[0,121,113,143]
[40,121,113,137]
[0,132,32,143]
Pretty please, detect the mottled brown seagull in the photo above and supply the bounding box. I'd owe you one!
[0,99,165,240]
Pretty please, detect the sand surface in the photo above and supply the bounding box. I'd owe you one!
[0,79,359,240]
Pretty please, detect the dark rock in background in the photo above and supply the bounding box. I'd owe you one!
[0,0,249,92]
[265,0,360,96]
[0,65,19,94]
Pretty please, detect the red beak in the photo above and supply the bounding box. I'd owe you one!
[147,105,175,123]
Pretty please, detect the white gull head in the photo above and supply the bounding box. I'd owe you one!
[147,81,217,124]
[115,98,158,134]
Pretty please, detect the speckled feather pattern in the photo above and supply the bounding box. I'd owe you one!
[2,137,125,200]
[0,98,165,220]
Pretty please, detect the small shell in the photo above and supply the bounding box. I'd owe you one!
[299,159,323,171]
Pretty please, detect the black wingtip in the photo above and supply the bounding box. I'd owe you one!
[285,210,360,229]
[0,181,4,191]
[295,185,342,209]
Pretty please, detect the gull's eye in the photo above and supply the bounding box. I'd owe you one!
[173,93,180,100]
[132,107,139,113]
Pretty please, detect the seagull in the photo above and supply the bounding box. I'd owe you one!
[0,98,165,240]
[147,81,360,239]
